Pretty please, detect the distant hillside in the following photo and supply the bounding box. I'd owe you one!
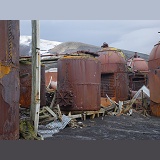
[49,42,149,61]
[20,36,61,56]
[49,41,100,54]
[121,49,149,61]
[20,36,149,61]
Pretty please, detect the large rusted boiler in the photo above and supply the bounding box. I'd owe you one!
[19,61,46,108]
[98,43,129,104]
[127,53,148,92]
[0,20,20,140]
[148,41,160,116]
[56,51,101,111]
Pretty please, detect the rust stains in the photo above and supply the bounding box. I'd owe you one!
[0,63,11,78]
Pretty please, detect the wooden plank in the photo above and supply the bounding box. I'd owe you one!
[49,91,56,109]
[68,114,82,119]
[44,106,58,119]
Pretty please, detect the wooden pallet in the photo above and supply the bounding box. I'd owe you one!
[62,108,105,120]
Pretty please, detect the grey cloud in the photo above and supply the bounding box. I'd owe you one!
[20,20,160,53]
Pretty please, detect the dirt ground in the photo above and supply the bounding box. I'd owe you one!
[46,111,160,140]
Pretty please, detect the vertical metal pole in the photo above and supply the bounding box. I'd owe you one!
[31,20,41,135]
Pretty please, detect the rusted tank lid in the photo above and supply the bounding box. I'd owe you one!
[149,41,160,62]
[98,43,126,64]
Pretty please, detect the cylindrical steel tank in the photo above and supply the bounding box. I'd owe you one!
[56,54,101,111]
[0,20,20,140]
[19,61,46,108]
[127,53,148,92]
[148,42,160,116]
[98,46,129,102]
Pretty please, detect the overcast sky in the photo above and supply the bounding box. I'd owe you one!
[20,20,160,54]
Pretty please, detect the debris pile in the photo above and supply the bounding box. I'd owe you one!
[38,114,71,138]
[68,119,86,129]
[103,85,150,117]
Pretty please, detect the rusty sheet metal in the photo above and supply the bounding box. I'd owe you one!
[115,72,129,101]
[19,62,46,108]
[98,48,129,102]
[0,20,20,140]
[56,56,101,111]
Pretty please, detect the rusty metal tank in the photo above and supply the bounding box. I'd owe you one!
[148,41,160,116]
[127,53,148,92]
[0,20,20,140]
[98,46,129,102]
[127,58,148,72]
[56,52,101,111]
[19,61,46,108]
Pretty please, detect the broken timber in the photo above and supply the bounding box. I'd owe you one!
[62,108,105,120]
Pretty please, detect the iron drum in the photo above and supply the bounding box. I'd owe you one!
[56,55,101,111]
[98,46,129,102]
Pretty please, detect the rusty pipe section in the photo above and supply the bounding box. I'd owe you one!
[148,42,160,116]
[56,55,101,111]
[0,20,20,140]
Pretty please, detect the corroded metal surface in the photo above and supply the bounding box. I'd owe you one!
[101,73,115,98]
[19,62,46,108]
[98,48,126,73]
[150,101,160,117]
[56,56,101,111]
[128,73,148,91]
[148,42,160,116]
[0,20,20,140]
[98,47,129,102]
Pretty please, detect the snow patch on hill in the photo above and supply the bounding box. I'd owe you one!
[20,36,62,56]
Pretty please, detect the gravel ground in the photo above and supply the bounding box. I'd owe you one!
[45,112,160,140]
